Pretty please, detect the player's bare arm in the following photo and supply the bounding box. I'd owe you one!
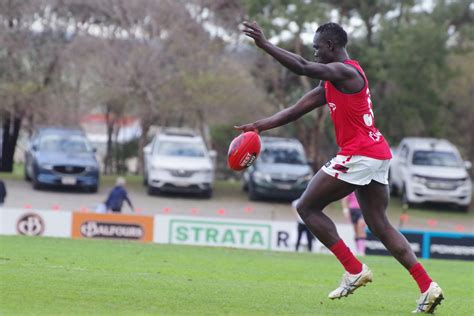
[234,82,326,133]
[243,21,358,83]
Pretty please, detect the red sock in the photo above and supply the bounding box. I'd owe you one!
[329,239,363,274]
[409,262,432,293]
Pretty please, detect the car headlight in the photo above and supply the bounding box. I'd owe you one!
[412,175,427,184]
[455,178,468,186]
[40,163,54,170]
[253,171,271,183]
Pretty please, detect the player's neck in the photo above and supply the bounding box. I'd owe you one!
[333,49,350,63]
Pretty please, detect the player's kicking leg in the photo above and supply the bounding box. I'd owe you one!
[356,181,444,313]
[295,168,373,300]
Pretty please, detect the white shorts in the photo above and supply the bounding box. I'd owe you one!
[322,155,390,186]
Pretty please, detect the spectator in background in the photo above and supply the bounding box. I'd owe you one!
[0,179,6,206]
[341,192,366,255]
[292,199,314,252]
[105,177,134,213]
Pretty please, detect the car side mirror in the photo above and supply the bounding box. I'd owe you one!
[31,144,38,151]
[464,161,472,170]
[92,147,97,153]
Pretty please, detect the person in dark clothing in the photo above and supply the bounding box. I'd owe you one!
[0,179,6,206]
[292,199,314,252]
[105,177,134,213]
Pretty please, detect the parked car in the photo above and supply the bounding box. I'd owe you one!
[389,137,472,211]
[144,128,216,198]
[242,136,313,201]
[24,127,100,192]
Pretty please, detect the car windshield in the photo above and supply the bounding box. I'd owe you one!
[154,141,206,157]
[38,135,92,153]
[412,150,460,167]
[260,146,306,165]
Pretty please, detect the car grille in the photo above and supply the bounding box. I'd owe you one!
[425,177,465,190]
[270,174,298,185]
[53,165,85,175]
[170,170,195,178]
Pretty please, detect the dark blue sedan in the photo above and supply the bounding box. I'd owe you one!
[24,127,100,192]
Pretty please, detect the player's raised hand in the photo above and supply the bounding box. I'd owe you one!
[234,123,259,133]
[242,21,267,48]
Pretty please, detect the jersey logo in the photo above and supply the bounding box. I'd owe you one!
[328,102,336,113]
[369,131,382,142]
[363,113,373,126]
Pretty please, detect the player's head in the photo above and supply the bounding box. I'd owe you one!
[116,177,126,186]
[313,23,348,63]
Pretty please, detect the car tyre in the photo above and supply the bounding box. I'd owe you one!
[457,204,470,213]
[24,166,31,182]
[202,189,213,199]
[248,182,260,201]
[147,185,157,196]
[88,185,98,193]
[32,178,42,190]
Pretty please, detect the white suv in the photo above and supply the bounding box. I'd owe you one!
[144,128,215,198]
[389,137,472,211]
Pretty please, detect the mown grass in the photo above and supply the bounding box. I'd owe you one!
[1,236,473,315]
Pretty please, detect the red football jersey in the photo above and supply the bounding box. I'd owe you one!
[324,60,392,160]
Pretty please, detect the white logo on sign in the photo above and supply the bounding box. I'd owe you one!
[17,213,44,236]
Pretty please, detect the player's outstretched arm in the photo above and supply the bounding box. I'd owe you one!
[243,21,352,82]
[235,82,326,133]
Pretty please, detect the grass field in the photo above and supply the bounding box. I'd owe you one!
[1,236,473,315]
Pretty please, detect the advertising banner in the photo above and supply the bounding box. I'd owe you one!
[153,215,355,253]
[0,208,71,238]
[72,213,154,242]
[366,229,474,261]
[429,234,474,261]
[366,231,423,258]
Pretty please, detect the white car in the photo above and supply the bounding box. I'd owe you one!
[389,137,472,211]
[144,128,216,198]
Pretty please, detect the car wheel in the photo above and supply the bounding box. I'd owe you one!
[248,183,260,201]
[24,166,31,182]
[202,189,213,199]
[147,185,157,196]
[88,185,98,193]
[457,204,470,213]
[401,186,414,209]
[32,178,42,190]
[143,175,148,186]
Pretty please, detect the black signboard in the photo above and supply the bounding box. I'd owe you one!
[429,235,474,261]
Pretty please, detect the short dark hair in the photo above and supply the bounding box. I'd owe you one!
[316,23,348,47]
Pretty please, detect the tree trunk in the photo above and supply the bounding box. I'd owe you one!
[1,113,22,172]
[137,122,151,176]
[104,105,115,175]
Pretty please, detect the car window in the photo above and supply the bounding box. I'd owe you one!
[39,135,92,153]
[154,141,206,157]
[260,147,306,165]
[412,150,460,167]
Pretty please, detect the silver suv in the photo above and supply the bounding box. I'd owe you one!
[144,128,216,198]
[389,137,472,211]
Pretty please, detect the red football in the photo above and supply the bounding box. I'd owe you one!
[228,131,261,171]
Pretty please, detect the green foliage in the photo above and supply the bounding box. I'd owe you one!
[1,236,473,315]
